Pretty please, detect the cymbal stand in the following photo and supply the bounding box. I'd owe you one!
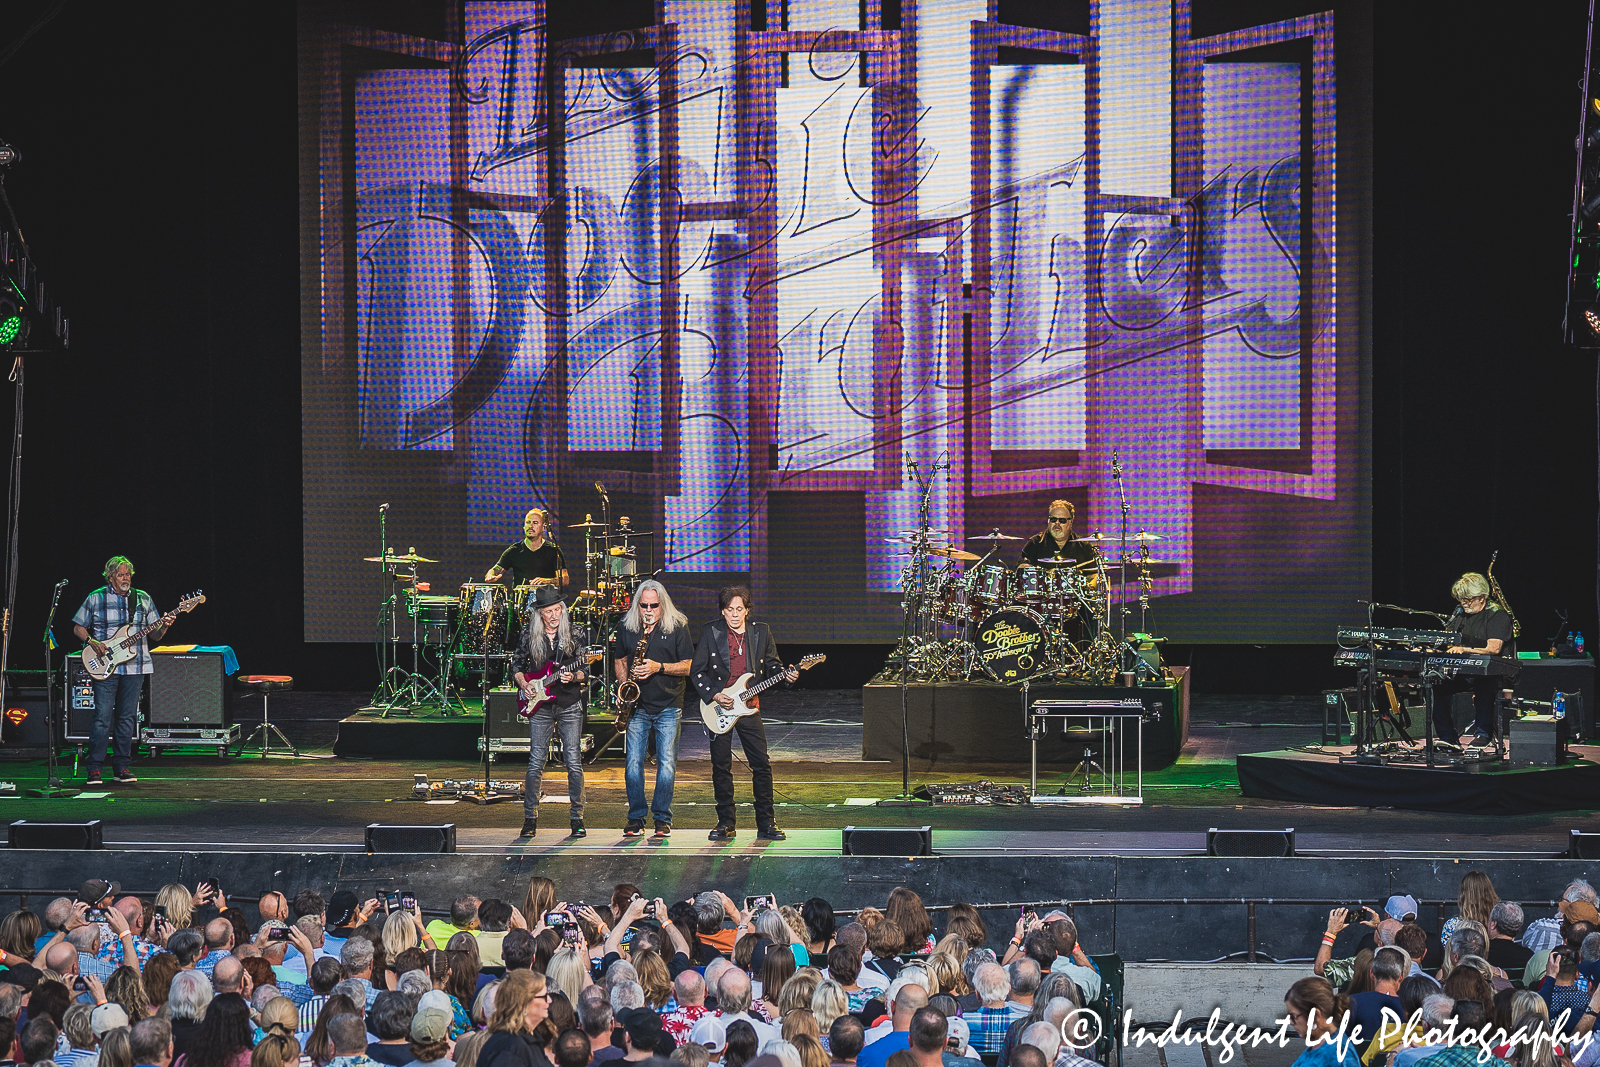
[1109,449,1134,650]
[366,504,403,709]
[381,561,443,715]
[879,454,939,808]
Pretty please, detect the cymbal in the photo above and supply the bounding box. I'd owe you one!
[600,529,655,538]
[966,531,1025,542]
[1076,532,1163,544]
[364,552,438,564]
[1081,558,1172,570]
[928,546,982,562]
[568,519,609,530]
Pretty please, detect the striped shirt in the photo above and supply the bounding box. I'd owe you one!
[72,586,162,675]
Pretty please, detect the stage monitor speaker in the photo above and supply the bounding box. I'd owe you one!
[1570,830,1600,859]
[841,826,933,856]
[0,686,50,752]
[1207,828,1296,857]
[366,823,456,854]
[150,650,226,726]
[9,819,104,849]
[63,652,102,742]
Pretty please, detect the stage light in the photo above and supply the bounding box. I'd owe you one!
[3,707,27,726]
[0,293,28,349]
[1585,306,1600,342]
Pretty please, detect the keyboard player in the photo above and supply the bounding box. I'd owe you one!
[1439,572,1517,748]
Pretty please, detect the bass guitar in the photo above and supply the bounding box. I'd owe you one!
[699,653,826,735]
[82,592,206,680]
[516,647,603,723]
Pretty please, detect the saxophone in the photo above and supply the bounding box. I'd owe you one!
[1487,550,1520,637]
[613,628,650,728]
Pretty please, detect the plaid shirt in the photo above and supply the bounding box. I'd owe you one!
[968,1005,1023,1055]
[72,586,162,675]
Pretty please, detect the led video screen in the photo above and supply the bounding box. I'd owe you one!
[302,0,1364,643]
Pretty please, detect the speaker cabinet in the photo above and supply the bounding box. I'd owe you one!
[841,826,933,856]
[1207,828,1296,857]
[0,686,51,752]
[150,650,227,726]
[10,819,104,849]
[366,823,457,853]
[485,688,526,741]
[63,652,103,742]
[1570,830,1600,859]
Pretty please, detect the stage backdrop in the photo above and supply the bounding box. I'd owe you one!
[300,0,1366,644]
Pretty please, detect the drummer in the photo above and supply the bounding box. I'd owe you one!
[485,508,569,587]
[1019,500,1099,569]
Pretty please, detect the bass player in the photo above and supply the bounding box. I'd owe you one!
[611,580,694,839]
[690,585,798,841]
[510,585,589,839]
[72,556,178,786]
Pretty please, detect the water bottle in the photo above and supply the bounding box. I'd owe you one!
[1555,692,1567,720]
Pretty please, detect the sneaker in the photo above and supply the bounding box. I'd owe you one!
[623,819,646,838]
[1469,734,1493,748]
[653,822,671,838]
[707,823,737,841]
[112,769,138,784]
[569,820,587,838]
[757,824,787,841]
[85,770,103,786]
[519,818,537,838]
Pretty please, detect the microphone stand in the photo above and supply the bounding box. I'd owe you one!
[880,455,936,808]
[29,580,76,797]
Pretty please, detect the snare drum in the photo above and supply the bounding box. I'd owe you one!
[1014,566,1044,604]
[973,564,1010,607]
[457,582,510,654]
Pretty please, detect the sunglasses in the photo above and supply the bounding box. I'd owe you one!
[1048,517,1072,524]
[640,601,661,609]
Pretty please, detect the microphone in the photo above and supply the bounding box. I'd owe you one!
[378,503,390,512]
[595,481,609,500]
[54,578,68,589]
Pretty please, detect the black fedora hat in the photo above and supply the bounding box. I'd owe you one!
[528,585,570,610]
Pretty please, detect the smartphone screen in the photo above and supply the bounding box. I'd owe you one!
[153,904,167,920]
[386,891,401,910]
[267,927,291,942]
[401,893,417,911]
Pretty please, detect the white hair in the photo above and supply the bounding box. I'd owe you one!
[1566,880,1598,904]
[760,1040,801,1067]
[1021,1021,1062,1062]
[622,580,688,634]
[524,600,577,663]
[168,970,214,1022]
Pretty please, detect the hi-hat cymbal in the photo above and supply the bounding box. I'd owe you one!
[966,531,1025,542]
[928,546,981,562]
[568,519,609,530]
[364,552,438,564]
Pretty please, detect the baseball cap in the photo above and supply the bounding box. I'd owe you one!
[946,1017,971,1055]
[1,961,40,991]
[91,1003,130,1036]
[619,1007,664,1048]
[327,890,359,928]
[411,991,454,1042]
[1384,895,1419,921]
[79,879,120,905]
[1561,900,1600,925]
[690,1014,728,1051]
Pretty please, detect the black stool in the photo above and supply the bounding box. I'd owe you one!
[236,674,297,757]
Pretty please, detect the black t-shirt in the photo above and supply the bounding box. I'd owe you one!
[1021,532,1099,567]
[495,540,565,585]
[613,622,696,712]
[1451,604,1517,660]
[1487,937,1535,971]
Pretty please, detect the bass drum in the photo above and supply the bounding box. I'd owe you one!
[976,608,1050,683]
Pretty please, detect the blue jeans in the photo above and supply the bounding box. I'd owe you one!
[525,700,585,821]
[625,706,681,825]
[89,673,143,773]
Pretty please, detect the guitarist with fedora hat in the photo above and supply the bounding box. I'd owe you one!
[690,585,798,842]
[509,584,590,840]
[72,556,179,786]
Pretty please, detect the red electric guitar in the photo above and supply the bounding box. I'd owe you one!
[516,647,603,723]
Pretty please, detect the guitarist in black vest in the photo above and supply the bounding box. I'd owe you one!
[690,585,797,841]
[70,556,177,786]
[509,585,589,840]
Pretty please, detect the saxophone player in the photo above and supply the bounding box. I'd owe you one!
[612,580,694,839]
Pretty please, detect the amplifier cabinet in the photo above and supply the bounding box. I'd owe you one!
[149,650,227,726]
[63,652,101,742]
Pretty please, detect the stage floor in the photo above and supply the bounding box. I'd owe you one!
[5,690,1600,851]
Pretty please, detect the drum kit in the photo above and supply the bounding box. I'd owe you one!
[361,505,658,719]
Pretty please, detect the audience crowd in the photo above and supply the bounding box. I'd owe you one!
[0,880,1100,1067]
[0,871,1593,1067]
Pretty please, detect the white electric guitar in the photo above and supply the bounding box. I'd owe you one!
[81,592,205,680]
[699,653,825,735]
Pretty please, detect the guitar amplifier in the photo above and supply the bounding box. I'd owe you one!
[149,650,227,726]
[486,688,526,741]
[0,686,51,752]
[63,652,103,742]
